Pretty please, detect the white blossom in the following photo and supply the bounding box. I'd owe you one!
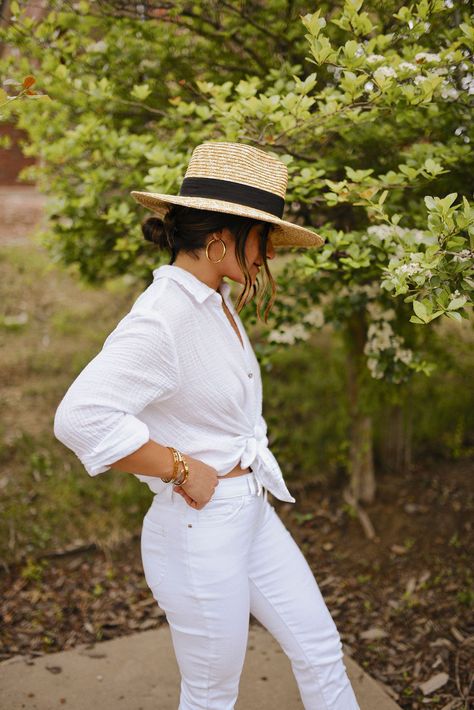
[461,74,474,95]
[365,301,387,320]
[414,74,429,86]
[374,66,397,81]
[441,83,459,100]
[398,262,423,276]
[269,323,311,345]
[451,249,472,263]
[303,307,325,327]
[395,348,413,364]
[366,321,394,350]
[366,54,385,64]
[398,61,418,73]
[367,224,401,240]
[415,52,441,63]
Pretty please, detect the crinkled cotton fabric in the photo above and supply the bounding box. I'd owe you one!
[53,264,296,503]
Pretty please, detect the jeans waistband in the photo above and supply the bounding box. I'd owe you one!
[211,470,264,498]
[153,470,267,506]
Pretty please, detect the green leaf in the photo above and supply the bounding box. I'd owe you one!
[131,83,152,101]
[413,301,428,320]
[447,295,467,310]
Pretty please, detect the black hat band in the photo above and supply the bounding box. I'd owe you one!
[179,177,285,218]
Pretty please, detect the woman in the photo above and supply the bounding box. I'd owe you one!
[54,141,360,709]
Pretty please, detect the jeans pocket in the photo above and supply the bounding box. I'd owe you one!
[195,494,248,527]
[141,516,169,589]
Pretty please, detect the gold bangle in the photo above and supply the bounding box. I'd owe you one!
[160,447,189,484]
[174,458,189,486]
[160,446,180,483]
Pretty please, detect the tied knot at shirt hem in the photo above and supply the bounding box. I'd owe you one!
[238,421,296,504]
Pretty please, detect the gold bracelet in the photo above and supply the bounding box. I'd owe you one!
[160,447,189,484]
[174,458,189,486]
[160,446,180,483]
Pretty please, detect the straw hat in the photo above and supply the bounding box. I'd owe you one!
[130,141,324,248]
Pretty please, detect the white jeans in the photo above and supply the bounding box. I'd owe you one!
[141,470,360,710]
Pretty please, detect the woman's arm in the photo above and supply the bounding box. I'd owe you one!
[54,307,219,506]
[110,438,174,478]
[53,308,180,477]
[111,439,220,509]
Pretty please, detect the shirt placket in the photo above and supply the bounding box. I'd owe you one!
[212,293,264,495]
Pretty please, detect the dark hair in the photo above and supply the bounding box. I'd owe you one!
[141,204,276,322]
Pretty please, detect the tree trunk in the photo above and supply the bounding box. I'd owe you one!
[378,399,413,475]
[344,313,376,504]
[349,413,376,503]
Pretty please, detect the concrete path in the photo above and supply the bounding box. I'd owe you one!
[0,623,401,709]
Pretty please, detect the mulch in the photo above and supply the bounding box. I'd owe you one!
[1,456,473,710]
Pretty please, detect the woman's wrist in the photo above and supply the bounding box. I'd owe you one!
[109,439,182,480]
[160,447,190,485]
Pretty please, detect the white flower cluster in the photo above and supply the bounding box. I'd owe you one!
[269,305,326,345]
[366,54,385,64]
[367,320,393,348]
[397,262,423,275]
[367,224,404,240]
[415,52,441,63]
[303,306,325,327]
[269,323,311,345]
[364,320,414,379]
[398,61,418,73]
[461,74,474,95]
[451,249,473,263]
[441,81,459,100]
[374,66,397,81]
[366,302,396,321]
[414,74,430,86]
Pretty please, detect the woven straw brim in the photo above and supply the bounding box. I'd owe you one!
[130,191,324,248]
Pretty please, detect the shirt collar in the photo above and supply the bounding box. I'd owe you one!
[153,264,232,304]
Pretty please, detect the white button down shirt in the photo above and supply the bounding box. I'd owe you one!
[53,264,296,503]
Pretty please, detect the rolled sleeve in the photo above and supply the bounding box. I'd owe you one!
[53,308,180,476]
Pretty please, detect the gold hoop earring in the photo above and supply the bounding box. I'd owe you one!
[205,236,227,263]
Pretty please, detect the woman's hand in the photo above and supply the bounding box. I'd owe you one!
[172,455,219,509]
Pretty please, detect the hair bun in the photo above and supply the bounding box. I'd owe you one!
[141,216,172,249]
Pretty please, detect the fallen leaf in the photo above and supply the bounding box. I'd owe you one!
[360,627,389,641]
[419,671,449,695]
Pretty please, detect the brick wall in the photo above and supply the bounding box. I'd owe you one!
[0,122,36,185]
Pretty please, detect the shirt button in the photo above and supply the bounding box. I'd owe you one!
[248,372,253,378]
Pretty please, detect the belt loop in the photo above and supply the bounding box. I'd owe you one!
[251,471,262,496]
